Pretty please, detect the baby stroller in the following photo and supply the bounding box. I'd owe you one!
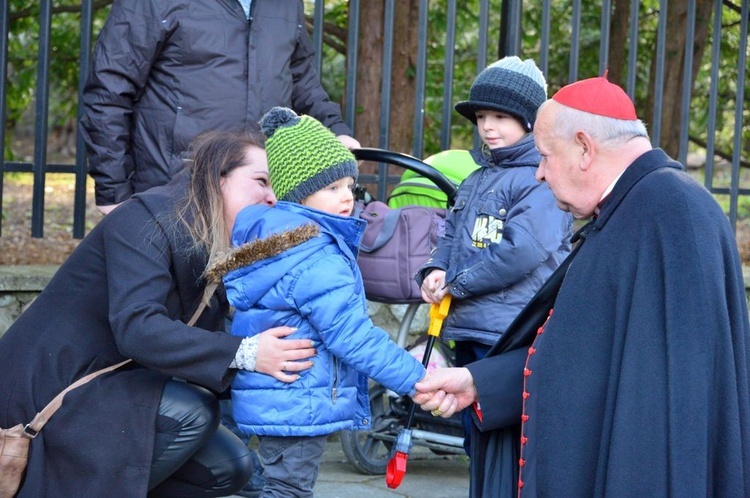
[340,148,468,475]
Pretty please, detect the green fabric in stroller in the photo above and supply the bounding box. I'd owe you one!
[387,149,478,209]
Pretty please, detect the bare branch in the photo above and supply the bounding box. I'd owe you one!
[689,134,750,169]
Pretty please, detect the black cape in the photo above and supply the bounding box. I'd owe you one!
[466,149,750,497]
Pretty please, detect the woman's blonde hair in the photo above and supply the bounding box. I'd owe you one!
[175,130,266,268]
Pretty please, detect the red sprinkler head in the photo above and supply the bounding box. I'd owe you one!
[386,451,408,488]
[385,428,413,488]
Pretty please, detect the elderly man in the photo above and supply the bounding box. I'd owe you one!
[414,75,750,497]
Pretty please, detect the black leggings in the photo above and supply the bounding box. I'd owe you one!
[147,380,253,497]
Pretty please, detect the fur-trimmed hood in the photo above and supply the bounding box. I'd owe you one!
[206,223,320,283]
[213,202,366,310]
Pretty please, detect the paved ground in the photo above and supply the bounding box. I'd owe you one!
[232,433,470,498]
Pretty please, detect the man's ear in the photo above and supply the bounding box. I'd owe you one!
[575,131,596,170]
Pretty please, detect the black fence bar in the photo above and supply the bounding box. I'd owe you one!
[651,0,669,148]
[598,0,611,74]
[31,0,53,238]
[678,0,697,167]
[439,0,458,152]
[569,0,582,82]
[539,0,551,76]
[312,0,324,75]
[411,0,429,158]
[626,0,639,99]
[344,0,359,133]
[474,0,491,150]
[376,0,395,198]
[499,0,522,58]
[728,0,749,230]
[0,0,8,237]
[703,0,723,192]
[73,0,94,239]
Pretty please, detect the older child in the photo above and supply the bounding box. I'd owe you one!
[416,56,572,452]
[210,107,425,497]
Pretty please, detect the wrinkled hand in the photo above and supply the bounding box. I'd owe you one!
[420,269,447,304]
[412,367,477,418]
[255,327,316,383]
[336,134,361,150]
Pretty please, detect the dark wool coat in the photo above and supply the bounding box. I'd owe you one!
[0,174,242,496]
[80,0,351,206]
[466,149,750,497]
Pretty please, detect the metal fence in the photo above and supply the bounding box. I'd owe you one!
[1,0,748,239]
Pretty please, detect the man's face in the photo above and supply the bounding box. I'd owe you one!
[534,104,596,219]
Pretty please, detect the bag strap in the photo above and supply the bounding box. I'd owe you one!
[23,284,218,438]
[360,208,401,253]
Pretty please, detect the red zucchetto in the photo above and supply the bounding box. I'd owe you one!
[552,70,638,120]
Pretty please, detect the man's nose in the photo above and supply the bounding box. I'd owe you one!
[535,166,545,182]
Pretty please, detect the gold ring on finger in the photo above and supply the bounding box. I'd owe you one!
[431,408,443,417]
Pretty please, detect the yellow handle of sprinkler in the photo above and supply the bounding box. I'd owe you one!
[427,295,452,337]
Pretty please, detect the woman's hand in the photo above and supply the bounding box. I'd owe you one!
[255,327,316,382]
[412,367,477,418]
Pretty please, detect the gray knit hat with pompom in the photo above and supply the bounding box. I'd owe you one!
[454,56,547,131]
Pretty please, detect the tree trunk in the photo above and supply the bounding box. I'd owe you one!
[354,0,418,198]
[606,0,630,89]
[646,0,713,158]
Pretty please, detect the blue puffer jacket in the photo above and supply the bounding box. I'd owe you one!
[416,134,572,346]
[220,202,426,437]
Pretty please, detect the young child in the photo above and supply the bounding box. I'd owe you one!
[211,107,426,497]
[416,56,573,452]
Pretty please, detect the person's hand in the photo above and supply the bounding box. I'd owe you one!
[97,203,122,215]
[413,367,477,418]
[420,269,447,304]
[337,134,361,150]
[255,327,316,383]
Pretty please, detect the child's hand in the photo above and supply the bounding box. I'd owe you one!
[256,326,316,382]
[420,269,447,304]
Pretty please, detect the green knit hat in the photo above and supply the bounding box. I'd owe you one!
[260,107,358,204]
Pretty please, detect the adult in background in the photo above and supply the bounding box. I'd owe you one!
[413,75,750,497]
[0,131,316,496]
[81,0,360,216]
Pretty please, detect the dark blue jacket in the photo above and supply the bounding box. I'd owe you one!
[417,134,572,346]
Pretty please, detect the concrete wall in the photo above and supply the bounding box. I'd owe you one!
[0,265,431,341]
[2,265,750,339]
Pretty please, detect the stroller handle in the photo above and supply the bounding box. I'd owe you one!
[352,147,459,206]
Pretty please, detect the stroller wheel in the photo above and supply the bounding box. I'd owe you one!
[341,383,402,475]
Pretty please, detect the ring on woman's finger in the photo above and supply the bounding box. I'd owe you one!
[431,408,443,417]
